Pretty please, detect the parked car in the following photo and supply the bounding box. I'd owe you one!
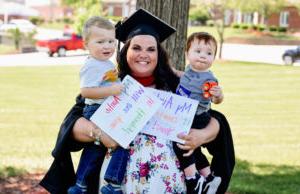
[282,46,300,65]
[0,19,36,33]
[36,33,84,57]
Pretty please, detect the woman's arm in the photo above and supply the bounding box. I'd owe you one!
[177,117,220,153]
[72,117,118,148]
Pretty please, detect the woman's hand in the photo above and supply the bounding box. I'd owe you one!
[177,117,220,156]
[72,117,118,149]
[176,129,208,156]
[100,131,118,149]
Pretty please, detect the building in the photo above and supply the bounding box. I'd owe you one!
[0,1,39,23]
[102,0,136,17]
[268,6,300,30]
[230,5,300,31]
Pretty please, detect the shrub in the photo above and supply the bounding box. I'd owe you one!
[189,7,209,25]
[251,24,258,31]
[231,23,240,29]
[241,23,249,30]
[278,26,287,32]
[30,16,44,25]
[269,25,277,32]
[206,20,214,27]
[63,17,73,24]
[106,15,122,23]
[258,25,266,31]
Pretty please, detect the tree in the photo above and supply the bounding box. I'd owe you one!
[136,0,190,70]
[9,28,22,50]
[197,0,236,59]
[235,0,286,25]
[61,0,102,34]
[189,6,209,25]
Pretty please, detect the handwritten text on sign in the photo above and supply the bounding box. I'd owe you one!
[90,75,161,148]
[141,88,198,143]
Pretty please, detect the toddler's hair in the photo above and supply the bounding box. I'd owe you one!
[186,32,218,57]
[82,16,114,42]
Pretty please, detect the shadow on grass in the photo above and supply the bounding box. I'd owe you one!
[0,166,47,194]
[1,161,300,194]
[229,159,300,194]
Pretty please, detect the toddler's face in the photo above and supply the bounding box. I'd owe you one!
[85,26,116,61]
[186,39,216,72]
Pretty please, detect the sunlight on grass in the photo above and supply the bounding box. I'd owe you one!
[1,62,300,193]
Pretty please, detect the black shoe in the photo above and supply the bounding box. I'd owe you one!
[186,173,205,194]
[202,174,221,194]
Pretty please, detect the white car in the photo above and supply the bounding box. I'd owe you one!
[0,19,36,33]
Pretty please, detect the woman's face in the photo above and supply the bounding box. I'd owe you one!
[126,35,158,77]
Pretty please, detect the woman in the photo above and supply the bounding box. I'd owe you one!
[40,9,234,194]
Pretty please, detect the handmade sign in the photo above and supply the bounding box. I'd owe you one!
[90,75,161,148]
[141,88,198,144]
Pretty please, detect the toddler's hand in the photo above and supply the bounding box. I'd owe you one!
[210,85,222,98]
[210,85,224,104]
[110,83,123,95]
[103,69,118,82]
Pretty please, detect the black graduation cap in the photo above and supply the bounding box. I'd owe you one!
[115,8,176,43]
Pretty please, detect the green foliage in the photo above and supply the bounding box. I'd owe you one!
[258,24,266,31]
[231,23,240,29]
[0,166,26,179]
[278,26,287,32]
[29,16,44,25]
[61,0,102,34]
[189,6,209,25]
[269,25,277,32]
[106,15,122,23]
[240,23,249,29]
[206,20,214,27]
[63,17,73,24]
[8,28,22,50]
[250,24,258,31]
[25,29,38,45]
[234,0,286,18]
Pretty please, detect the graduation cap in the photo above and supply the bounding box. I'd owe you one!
[115,8,176,43]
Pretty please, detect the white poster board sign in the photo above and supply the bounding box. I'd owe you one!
[90,75,161,148]
[141,88,198,143]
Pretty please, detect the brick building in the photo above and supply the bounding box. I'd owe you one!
[268,6,300,30]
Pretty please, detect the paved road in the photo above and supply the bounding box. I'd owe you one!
[0,43,299,67]
[0,51,88,66]
[222,43,300,66]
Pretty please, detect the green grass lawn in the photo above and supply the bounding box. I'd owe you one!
[0,62,300,193]
[0,44,18,55]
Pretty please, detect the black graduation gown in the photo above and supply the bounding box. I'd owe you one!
[40,95,235,194]
[40,95,100,194]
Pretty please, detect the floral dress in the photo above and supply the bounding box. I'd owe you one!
[99,133,186,194]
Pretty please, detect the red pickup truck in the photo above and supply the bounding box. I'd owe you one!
[36,33,84,57]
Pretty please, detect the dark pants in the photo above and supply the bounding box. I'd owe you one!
[173,112,210,171]
[174,110,235,194]
[75,104,129,188]
[205,110,235,194]
[104,147,129,184]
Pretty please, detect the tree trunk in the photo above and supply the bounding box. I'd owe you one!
[136,0,190,70]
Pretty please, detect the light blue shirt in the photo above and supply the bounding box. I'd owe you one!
[80,56,119,105]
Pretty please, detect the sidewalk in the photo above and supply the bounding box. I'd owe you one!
[221,43,300,66]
